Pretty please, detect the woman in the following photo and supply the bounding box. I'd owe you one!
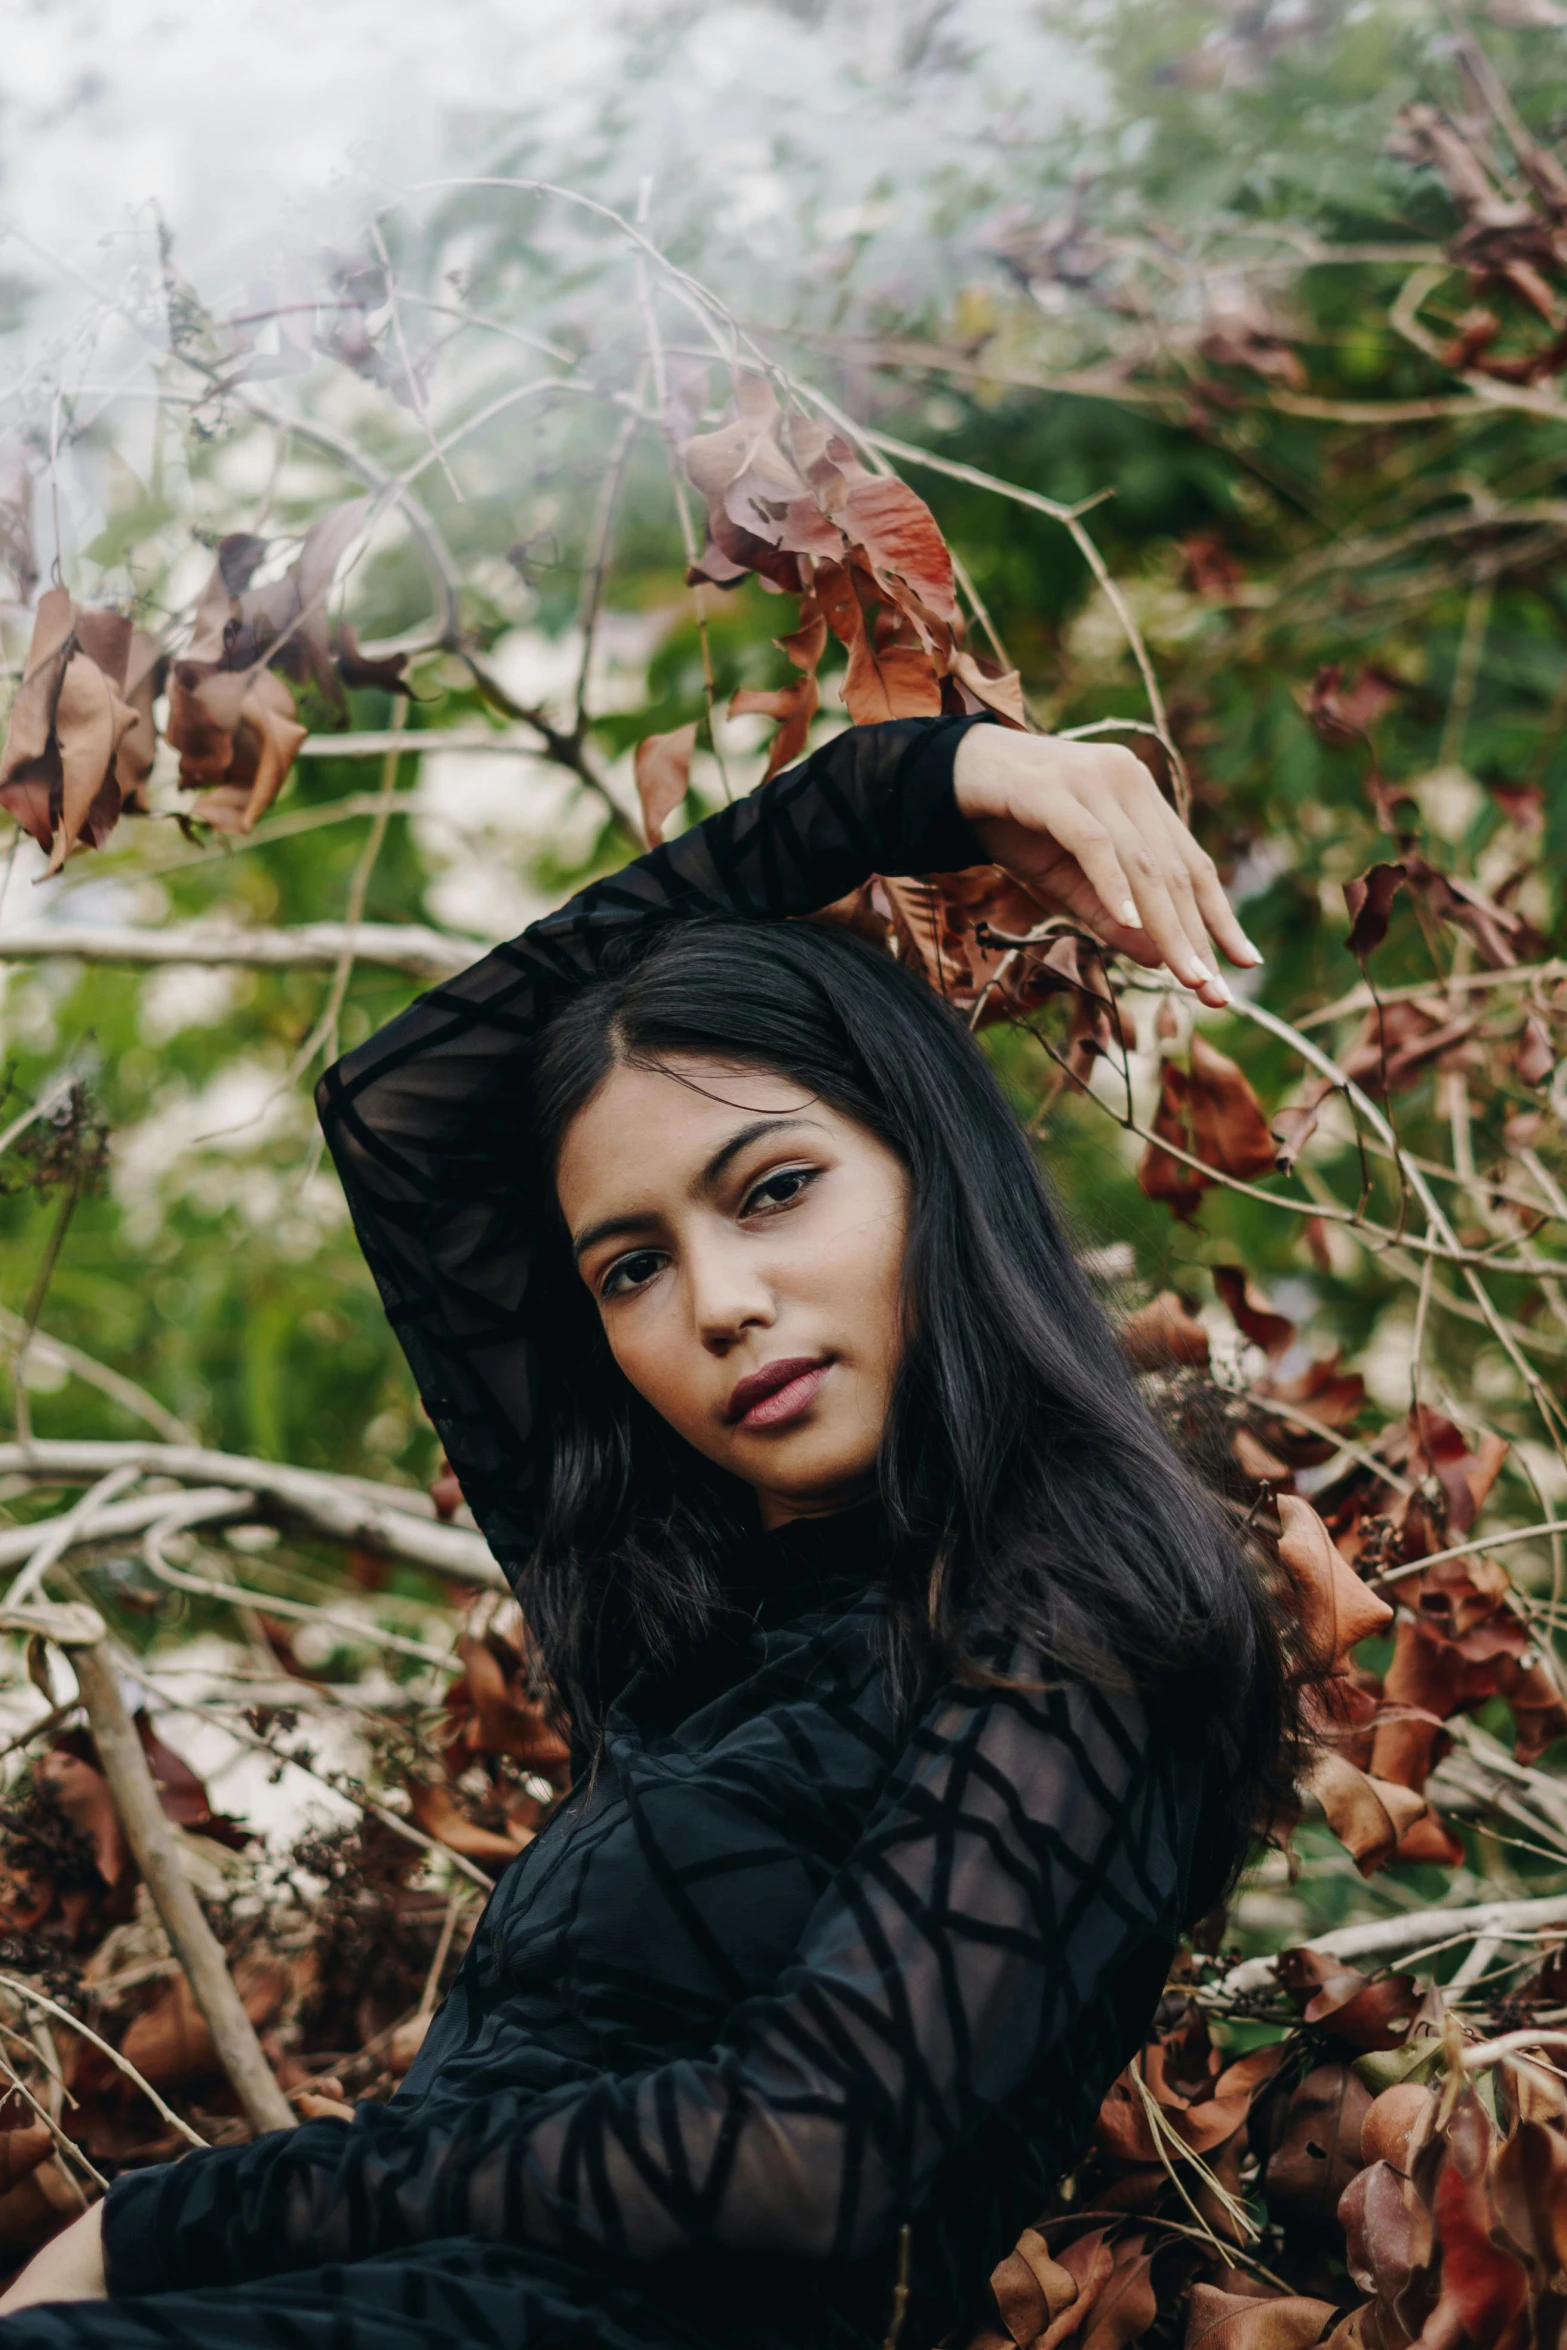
[0,714,1290,2350]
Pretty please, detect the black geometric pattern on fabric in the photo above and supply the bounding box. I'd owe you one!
[10,721,1207,2350]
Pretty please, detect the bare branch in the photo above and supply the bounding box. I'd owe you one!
[69,1634,296,2135]
[0,920,484,981]
[1211,1893,1567,2004]
[0,1440,506,1587]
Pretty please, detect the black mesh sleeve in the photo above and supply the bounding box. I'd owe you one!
[101,1673,1190,2294]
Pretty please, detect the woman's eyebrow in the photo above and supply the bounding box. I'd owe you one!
[571,1209,659,1262]
[694,1115,822,1196]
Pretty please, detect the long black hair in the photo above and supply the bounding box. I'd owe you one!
[525,916,1296,1911]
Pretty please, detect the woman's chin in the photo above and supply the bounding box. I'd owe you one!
[743,1450,881,1527]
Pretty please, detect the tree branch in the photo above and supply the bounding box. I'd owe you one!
[0,921,484,981]
[1210,1893,1567,2003]
[68,1635,297,2136]
[0,1441,506,1587]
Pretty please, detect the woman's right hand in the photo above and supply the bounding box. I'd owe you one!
[952,728,1261,1010]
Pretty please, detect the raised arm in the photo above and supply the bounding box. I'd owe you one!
[100,1670,1198,2293]
[314,714,1255,1590]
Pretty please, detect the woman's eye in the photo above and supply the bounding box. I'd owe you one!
[600,1249,665,1300]
[742,1166,816,1217]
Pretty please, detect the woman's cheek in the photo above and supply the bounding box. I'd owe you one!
[606,1305,700,1439]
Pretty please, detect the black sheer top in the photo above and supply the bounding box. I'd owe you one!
[99,720,1204,2350]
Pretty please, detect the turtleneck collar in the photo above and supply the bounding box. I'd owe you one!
[606,1500,892,1741]
[726,1498,890,1627]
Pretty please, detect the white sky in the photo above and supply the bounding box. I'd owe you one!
[0,0,1100,330]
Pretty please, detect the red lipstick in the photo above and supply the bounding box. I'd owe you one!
[725,1356,830,1431]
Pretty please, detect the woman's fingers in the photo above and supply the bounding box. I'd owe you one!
[1083,785,1228,1002]
[1019,805,1142,953]
[952,729,1264,1000]
[1179,831,1263,969]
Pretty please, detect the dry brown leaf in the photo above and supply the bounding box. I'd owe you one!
[1078,2235,1158,2350]
[812,558,942,723]
[1517,1013,1555,1086]
[1184,2285,1338,2348]
[1415,2096,1530,2347]
[0,587,142,866]
[1139,1036,1278,1217]
[949,648,1028,726]
[1212,1267,1294,1358]
[1277,1495,1393,1668]
[989,2226,1079,2345]
[120,1957,289,2096]
[0,2128,52,2208]
[1304,1749,1428,1874]
[1491,2116,1567,2284]
[730,675,819,784]
[633,721,699,848]
[387,2010,433,2076]
[1119,1292,1211,1373]
[1274,1947,1420,2050]
[444,1633,571,1776]
[0,2153,83,2253]
[168,664,308,832]
[115,631,161,812]
[407,1779,533,1863]
[34,1748,131,1894]
[1359,2083,1436,2172]
[836,471,960,631]
[1264,2061,1371,2227]
[776,602,828,675]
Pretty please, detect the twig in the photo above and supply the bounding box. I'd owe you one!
[1210,1892,1567,2003]
[287,700,411,1123]
[117,1657,496,1892]
[0,1078,82,1169]
[0,1976,206,2148]
[142,1519,458,1672]
[573,402,642,741]
[1233,997,1567,1456]
[840,417,1191,818]
[12,1170,86,1449]
[67,1636,296,2134]
[64,1644,293,2143]
[1369,1517,1567,1591]
[0,920,484,980]
[1298,960,1567,1031]
[6,1463,144,1611]
[367,217,462,503]
[0,1307,195,1445]
[0,1440,504,1586]
[418,1886,471,2015]
[634,191,729,802]
[0,1484,245,1573]
[0,2038,105,2194]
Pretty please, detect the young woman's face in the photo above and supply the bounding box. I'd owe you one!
[556,1054,909,1528]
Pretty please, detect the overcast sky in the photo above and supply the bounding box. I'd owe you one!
[0,0,1099,334]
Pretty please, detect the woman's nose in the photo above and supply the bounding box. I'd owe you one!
[687,1237,776,1351]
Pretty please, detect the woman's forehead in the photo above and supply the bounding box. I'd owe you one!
[555,1055,824,1216]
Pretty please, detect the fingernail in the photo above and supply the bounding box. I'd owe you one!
[1189,959,1212,983]
[1209,976,1233,1004]
[1120,899,1140,927]
[1239,934,1264,964]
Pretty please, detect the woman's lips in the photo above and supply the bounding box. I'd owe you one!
[726,1356,831,1431]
